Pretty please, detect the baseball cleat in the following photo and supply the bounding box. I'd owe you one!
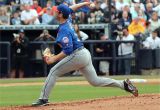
[32,99,49,106]
[124,79,138,97]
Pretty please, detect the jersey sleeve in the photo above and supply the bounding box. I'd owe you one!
[56,29,73,55]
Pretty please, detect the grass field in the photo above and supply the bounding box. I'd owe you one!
[0,75,160,107]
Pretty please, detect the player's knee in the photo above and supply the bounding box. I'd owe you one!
[49,68,57,77]
[89,80,100,87]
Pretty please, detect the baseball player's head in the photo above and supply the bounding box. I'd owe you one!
[55,4,71,21]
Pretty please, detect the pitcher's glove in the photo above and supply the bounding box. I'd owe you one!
[43,48,52,57]
[43,48,54,64]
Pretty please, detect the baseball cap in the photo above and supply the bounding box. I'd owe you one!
[57,4,71,18]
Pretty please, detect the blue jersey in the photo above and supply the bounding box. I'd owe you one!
[56,13,83,55]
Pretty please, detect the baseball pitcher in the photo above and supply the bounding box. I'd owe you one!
[32,2,138,106]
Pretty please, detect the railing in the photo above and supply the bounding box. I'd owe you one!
[0,24,108,30]
[29,40,139,76]
[0,40,140,77]
[0,24,109,39]
[0,42,11,77]
[84,40,139,75]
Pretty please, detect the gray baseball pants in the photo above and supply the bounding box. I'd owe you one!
[39,48,124,99]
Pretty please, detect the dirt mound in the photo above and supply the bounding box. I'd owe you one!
[1,94,160,110]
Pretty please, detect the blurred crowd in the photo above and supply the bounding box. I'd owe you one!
[0,0,159,25]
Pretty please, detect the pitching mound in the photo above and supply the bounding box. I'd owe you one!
[1,94,160,110]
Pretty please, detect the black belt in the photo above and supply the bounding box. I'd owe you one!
[73,46,84,53]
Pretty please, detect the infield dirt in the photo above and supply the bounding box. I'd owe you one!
[1,94,160,110]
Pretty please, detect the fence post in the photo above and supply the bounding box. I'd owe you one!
[0,42,11,77]
[7,43,11,76]
[112,42,116,75]
[135,38,141,74]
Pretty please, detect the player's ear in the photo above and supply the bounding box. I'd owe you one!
[59,13,63,18]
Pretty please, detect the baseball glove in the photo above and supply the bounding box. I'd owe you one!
[43,48,54,64]
[43,48,54,57]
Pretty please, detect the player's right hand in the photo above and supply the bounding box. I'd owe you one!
[43,55,55,65]
[43,48,52,57]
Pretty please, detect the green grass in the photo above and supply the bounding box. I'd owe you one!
[0,83,159,107]
[0,76,160,107]
[0,75,159,84]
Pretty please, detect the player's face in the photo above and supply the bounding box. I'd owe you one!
[55,10,60,21]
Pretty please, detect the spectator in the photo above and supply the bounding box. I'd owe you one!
[143,29,160,49]
[131,0,145,11]
[118,11,132,29]
[128,17,145,35]
[20,0,33,5]
[63,0,74,6]
[21,3,40,25]
[145,3,154,20]
[115,0,129,11]
[31,0,42,16]
[117,5,132,20]
[103,5,118,23]
[19,4,25,12]
[39,0,53,15]
[38,0,47,7]
[8,0,20,14]
[138,9,147,20]
[54,0,62,5]
[117,27,134,75]
[100,0,108,10]
[34,29,55,41]
[88,0,104,24]
[96,33,112,75]
[130,3,141,19]
[0,6,10,25]
[11,29,29,78]
[41,7,57,25]
[151,0,159,7]
[149,11,160,31]
[153,4,160,17]
[39,1,57,16]
[73,24,89,40]
[142,21,152,40]
[11,11,21,25]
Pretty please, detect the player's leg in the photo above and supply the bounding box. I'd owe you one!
[79,49,124,89]
[79,49,138,96]
[32,53,86,106]
[80,59,124,89]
